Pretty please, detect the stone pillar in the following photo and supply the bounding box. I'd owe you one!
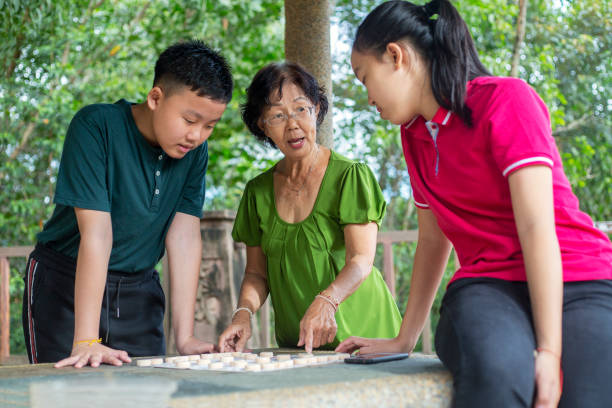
[284,0,333,148]
[163,210,270,354]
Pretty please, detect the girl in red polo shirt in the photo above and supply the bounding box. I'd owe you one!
[336,1,612,407]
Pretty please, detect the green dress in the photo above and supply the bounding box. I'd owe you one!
[232,151,402,348]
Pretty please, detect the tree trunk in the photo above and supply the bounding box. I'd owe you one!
[510,0,528,77]
[284,0,333,148]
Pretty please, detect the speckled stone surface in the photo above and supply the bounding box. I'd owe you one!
[0,351,451,407]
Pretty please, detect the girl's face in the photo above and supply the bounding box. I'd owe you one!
[351,43,429,125]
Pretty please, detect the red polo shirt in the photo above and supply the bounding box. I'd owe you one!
[401,76,612,283]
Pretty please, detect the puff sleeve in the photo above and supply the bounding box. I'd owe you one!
[231,181,262,246]
[338,163,386,228]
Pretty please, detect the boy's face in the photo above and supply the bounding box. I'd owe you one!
[148,86,227,159]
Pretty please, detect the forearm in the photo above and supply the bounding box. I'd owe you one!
[236,272,269,314]
[73,234,112,342]
[397,237,451,349]
[520,226,563,354]
[168,238,201,346]
[325,255,371,302]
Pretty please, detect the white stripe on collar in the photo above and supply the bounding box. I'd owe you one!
[404,116,419,129]
[441,111,452,125]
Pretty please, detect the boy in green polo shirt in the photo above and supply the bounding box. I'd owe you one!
[22,40,233,367]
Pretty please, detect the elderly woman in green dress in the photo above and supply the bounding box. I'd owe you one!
[218,62,401,353]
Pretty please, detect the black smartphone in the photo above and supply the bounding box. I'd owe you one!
[344,352,410,364]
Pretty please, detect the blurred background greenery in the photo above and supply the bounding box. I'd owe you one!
[1,0,610,354]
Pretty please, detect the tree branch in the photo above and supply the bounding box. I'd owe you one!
[9,120,38,160]
[552,113,592,136]
[510,0,528,77]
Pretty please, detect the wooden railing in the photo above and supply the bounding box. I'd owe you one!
[0,246,33,362]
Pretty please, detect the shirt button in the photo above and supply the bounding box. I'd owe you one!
[155,170,161,176]
[158,155,163,160]
[155,189,160,195]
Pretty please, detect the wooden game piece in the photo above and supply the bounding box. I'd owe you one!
[232,360,248,369]
[276,354,291,361]
[294,358,309,366]
[174,356,189,362]
[246,364,261,372]
[316,356,328,363]
[298,353,313,358]
[257,356,271,363]
[165,356,178,363]
[136,359,152,367]
[245,354,258,361]
[151,358,164,365]
[197,360,210,367]
[176,361,191,369]
[187,354,200,361]
[209,361,224,370]
[279,360,294,369]
[259,351,274,358]
[221,356,234,363]
[200,353,214,359]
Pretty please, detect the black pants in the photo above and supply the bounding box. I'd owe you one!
[22,243,166,363]
[435,278,612,408]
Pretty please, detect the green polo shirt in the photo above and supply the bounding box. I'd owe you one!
[37,99,208,272]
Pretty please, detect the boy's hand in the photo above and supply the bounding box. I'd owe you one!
[54,343,131,368]
[176,335,218,356]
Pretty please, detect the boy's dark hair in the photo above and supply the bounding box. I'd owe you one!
[354,0,490,127]
[154,40,233,103]
[241,62,329,149]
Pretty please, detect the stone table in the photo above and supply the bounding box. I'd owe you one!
[0,351,452,408]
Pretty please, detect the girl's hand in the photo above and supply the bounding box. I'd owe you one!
[335,336,410,355]
[55,342,131,368]
[218,313,252,352]
[297,297,337,352]
[534,350,562,408]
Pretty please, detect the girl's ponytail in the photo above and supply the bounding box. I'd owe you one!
[354,0,490,127]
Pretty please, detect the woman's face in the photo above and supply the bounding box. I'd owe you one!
[260,82,319,159]
[351,43,427,125]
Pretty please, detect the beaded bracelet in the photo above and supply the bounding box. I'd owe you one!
[74,338,102,347]
[315,294,338,312]
[232,306,254,320]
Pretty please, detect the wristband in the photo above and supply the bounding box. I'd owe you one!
[232,307,253,320]
[74,338,102,347]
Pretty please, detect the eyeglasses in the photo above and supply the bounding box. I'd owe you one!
[262,105,315,127]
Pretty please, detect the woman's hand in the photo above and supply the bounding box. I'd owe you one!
[297,297,337,352]
[533,350,562,408]
[335,336,411,355]
[55,343,131,368]
[218,312,252,352]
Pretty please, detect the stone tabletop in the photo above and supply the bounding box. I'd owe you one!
[0,351,452,408]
